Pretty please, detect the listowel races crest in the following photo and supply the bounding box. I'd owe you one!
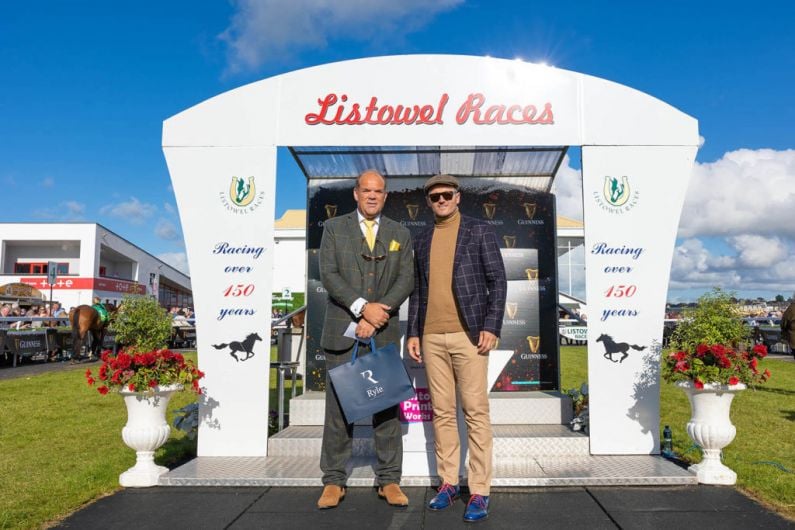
[220,176,265,213]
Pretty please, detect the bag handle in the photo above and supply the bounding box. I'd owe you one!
[351,337,377,363]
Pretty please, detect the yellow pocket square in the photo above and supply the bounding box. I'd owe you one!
[389,240,401,251]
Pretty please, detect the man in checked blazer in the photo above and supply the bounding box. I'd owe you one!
[407,174,507,523]
[317,170,414,510]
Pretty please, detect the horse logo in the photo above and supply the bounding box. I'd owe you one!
[596,333,646,363]
[603,176,630,206]
[212,332,262,362]
[229,176,256,207]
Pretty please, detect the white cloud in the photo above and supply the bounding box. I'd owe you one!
[670,236,795,295]
[219,0,463,73]
[99,197,157,225]
[42,176,55,188]
[729,234,787,268]
[550,154,582,220]
[668,148,795,298]
[154,219,180,240]
[33,200,85,221]
[157,252,190,275]
[163,202,177,215]
[678,148,795,239]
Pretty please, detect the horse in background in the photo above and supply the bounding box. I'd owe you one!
[69,303,117,362]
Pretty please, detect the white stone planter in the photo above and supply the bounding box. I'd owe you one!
[118,384,182,487]
[677,380,746,485]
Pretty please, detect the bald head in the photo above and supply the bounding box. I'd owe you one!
[353,170,388,220]
[355,169,386,190]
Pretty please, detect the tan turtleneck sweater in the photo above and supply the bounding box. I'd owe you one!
[424,209,466,334]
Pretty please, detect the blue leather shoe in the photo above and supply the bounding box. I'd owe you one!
[463,494,489,522]
[428,483,460,510]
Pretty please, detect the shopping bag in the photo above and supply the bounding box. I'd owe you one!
[328,338,415,423]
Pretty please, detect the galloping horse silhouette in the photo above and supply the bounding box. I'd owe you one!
[596,333,646,363]
[212,332,262,362]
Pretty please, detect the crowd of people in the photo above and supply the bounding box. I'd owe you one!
[167,306,194,327]
[0,302,69,330]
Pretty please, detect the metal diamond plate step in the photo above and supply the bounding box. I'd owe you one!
[288,391,573,426]
[268,424,589,457]
[160,455,697,487]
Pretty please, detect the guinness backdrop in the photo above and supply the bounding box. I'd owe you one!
[304,175,560,392]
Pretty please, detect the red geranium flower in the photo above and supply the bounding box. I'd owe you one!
[695,344,709,356]
[694,379,704,389]
[97,386,109,395]
[728,376,740,385]
[675,360,690,372]
[752,344,768,357]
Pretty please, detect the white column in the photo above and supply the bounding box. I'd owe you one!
[164,146,277,457]
[582,145,696,454]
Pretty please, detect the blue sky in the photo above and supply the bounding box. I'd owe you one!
[1,1,793,302]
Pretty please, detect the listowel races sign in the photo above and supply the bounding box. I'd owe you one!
[305,93,554,126]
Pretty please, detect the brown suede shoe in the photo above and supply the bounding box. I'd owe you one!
[378,483,409,507]
[317,485,346,509]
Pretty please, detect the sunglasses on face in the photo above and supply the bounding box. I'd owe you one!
[428,190,457,203]
[361,239,386,262]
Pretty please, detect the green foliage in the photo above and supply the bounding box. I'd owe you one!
[670,287,749,350]
[111,295,172,352]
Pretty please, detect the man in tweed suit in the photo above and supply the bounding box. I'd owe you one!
[317,170,414,509]
[407,174,507,522]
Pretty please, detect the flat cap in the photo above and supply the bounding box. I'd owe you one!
[423,174,460,193]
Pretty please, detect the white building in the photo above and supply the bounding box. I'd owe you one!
[272,210,306,298]
[0,223,191,310]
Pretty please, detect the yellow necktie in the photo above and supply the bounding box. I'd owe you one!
[364,219,376,251]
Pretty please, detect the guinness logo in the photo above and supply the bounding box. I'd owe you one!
[324,204,338,219]
[502,235,516,248]
[506,302,518,319]
[522,202,537,219]
[482,202,497,220]
[527,336,540,353]
[525,268,538,280]
[406,204,419,221]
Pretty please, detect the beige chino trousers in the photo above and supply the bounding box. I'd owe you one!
[422,331,492,496]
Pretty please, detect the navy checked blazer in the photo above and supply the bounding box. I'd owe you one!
[407,214,507,345]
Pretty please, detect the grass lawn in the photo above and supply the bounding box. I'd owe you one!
[0,347,792,528]
[560,345,795,519]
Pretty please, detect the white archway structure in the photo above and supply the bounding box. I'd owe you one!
[163,55,697,458]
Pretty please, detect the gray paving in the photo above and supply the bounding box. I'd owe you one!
[54,485,794,529]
